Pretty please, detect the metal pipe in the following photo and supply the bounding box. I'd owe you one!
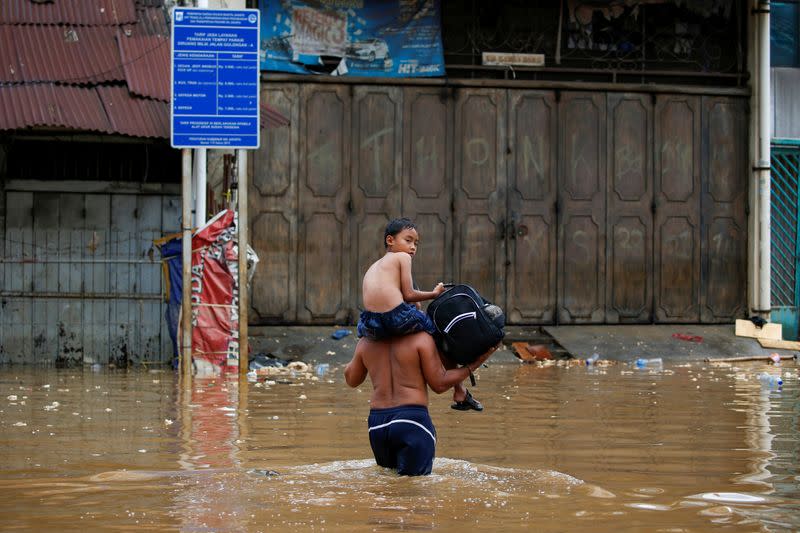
[194,148,207,226]
[0,291,162,300]
[0,259,158,264]
[237,149,249,377]
[757,1,771,316]
[194,0,208,227]
[181,149,193,379]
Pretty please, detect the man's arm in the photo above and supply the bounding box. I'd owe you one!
[419,337,498,394]
[344,345,368,388]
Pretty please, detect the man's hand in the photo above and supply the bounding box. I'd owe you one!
[467,342,502,372]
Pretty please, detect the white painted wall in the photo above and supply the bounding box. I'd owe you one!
[772,67,800,140]
[208,0,246,8]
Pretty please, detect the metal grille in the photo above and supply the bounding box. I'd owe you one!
[771,147,800,307]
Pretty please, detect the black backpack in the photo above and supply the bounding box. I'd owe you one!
[426,284,505,366]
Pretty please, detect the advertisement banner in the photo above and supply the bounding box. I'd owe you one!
[158,210,258,373]
[259,0,445,77]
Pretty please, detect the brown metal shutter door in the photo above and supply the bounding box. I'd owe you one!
[557,92,607,324]
[251,84,300,323]
[297,84,351,324]
[605,93,654,323]
[506,90,558,324]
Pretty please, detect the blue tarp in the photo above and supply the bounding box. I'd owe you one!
[160,237,183,366]
[259,0,444,77]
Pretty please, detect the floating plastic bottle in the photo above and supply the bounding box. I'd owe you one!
[586,353,600,365]
[757,372,783,388]
[315,363,330,376]
[635,357,663,368]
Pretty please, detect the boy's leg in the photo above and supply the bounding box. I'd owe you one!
[438,352,483,411]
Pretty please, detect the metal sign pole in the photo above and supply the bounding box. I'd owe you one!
[181,148,193,379]
[237,149,249,376]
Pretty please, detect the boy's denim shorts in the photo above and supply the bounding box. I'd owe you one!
[357,302,436,340]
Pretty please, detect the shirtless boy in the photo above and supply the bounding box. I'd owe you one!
[357,217,482,411]
[344,333,498,475]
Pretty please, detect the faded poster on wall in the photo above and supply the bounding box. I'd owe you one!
[259,0,444,77]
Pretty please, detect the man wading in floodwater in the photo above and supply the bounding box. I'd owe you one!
[344,333,498,476]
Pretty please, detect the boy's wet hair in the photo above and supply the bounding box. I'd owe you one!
[384,217,416,248]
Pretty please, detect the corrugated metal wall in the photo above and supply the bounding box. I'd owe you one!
[0,184,180,365]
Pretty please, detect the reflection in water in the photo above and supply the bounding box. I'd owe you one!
[0,361,797,531]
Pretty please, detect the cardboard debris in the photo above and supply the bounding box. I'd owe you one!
[734,319,782,341]
[511,342,553,362]
[757,338,800,351]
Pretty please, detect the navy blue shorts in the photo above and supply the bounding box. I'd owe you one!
[357,302,436,340]
[367,405,436,476]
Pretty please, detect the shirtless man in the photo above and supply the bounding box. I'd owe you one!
[344,333,498,476]
[357,217,482,411]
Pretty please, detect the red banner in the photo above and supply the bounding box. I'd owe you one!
[190,210,241,371]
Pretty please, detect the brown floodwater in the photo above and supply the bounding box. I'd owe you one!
[0,358,798,532]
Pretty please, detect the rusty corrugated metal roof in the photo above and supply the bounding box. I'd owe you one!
[131,5,169,36]
[0,0,138,26]
[0,25,125,84]
[0,83,111,133]
[116,30,169,101]
[0,83,170,138]
[0,0,290,138]
[98,85,167,138]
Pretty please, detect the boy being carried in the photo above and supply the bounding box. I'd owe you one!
[357,217,483,411]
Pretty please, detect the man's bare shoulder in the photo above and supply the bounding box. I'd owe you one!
[402,331,436,351]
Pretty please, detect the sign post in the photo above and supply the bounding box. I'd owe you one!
[171,8,260,377]
[171,8,261,149]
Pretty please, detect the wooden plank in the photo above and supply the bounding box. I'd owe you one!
[757,338,800,350]
[735,319,783,340]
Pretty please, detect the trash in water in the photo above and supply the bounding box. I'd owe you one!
[249,353,290,371]
[586,353,600,366]
[247,468,280,477]
[315,363,330,376]
[769,353,782,365]
[635,358,663,369]
[511,342,552,362]
[757,372,783,388]
[672,333,703,343]
[331,329,352,340]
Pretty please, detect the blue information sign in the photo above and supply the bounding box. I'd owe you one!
[171,8,260,149]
